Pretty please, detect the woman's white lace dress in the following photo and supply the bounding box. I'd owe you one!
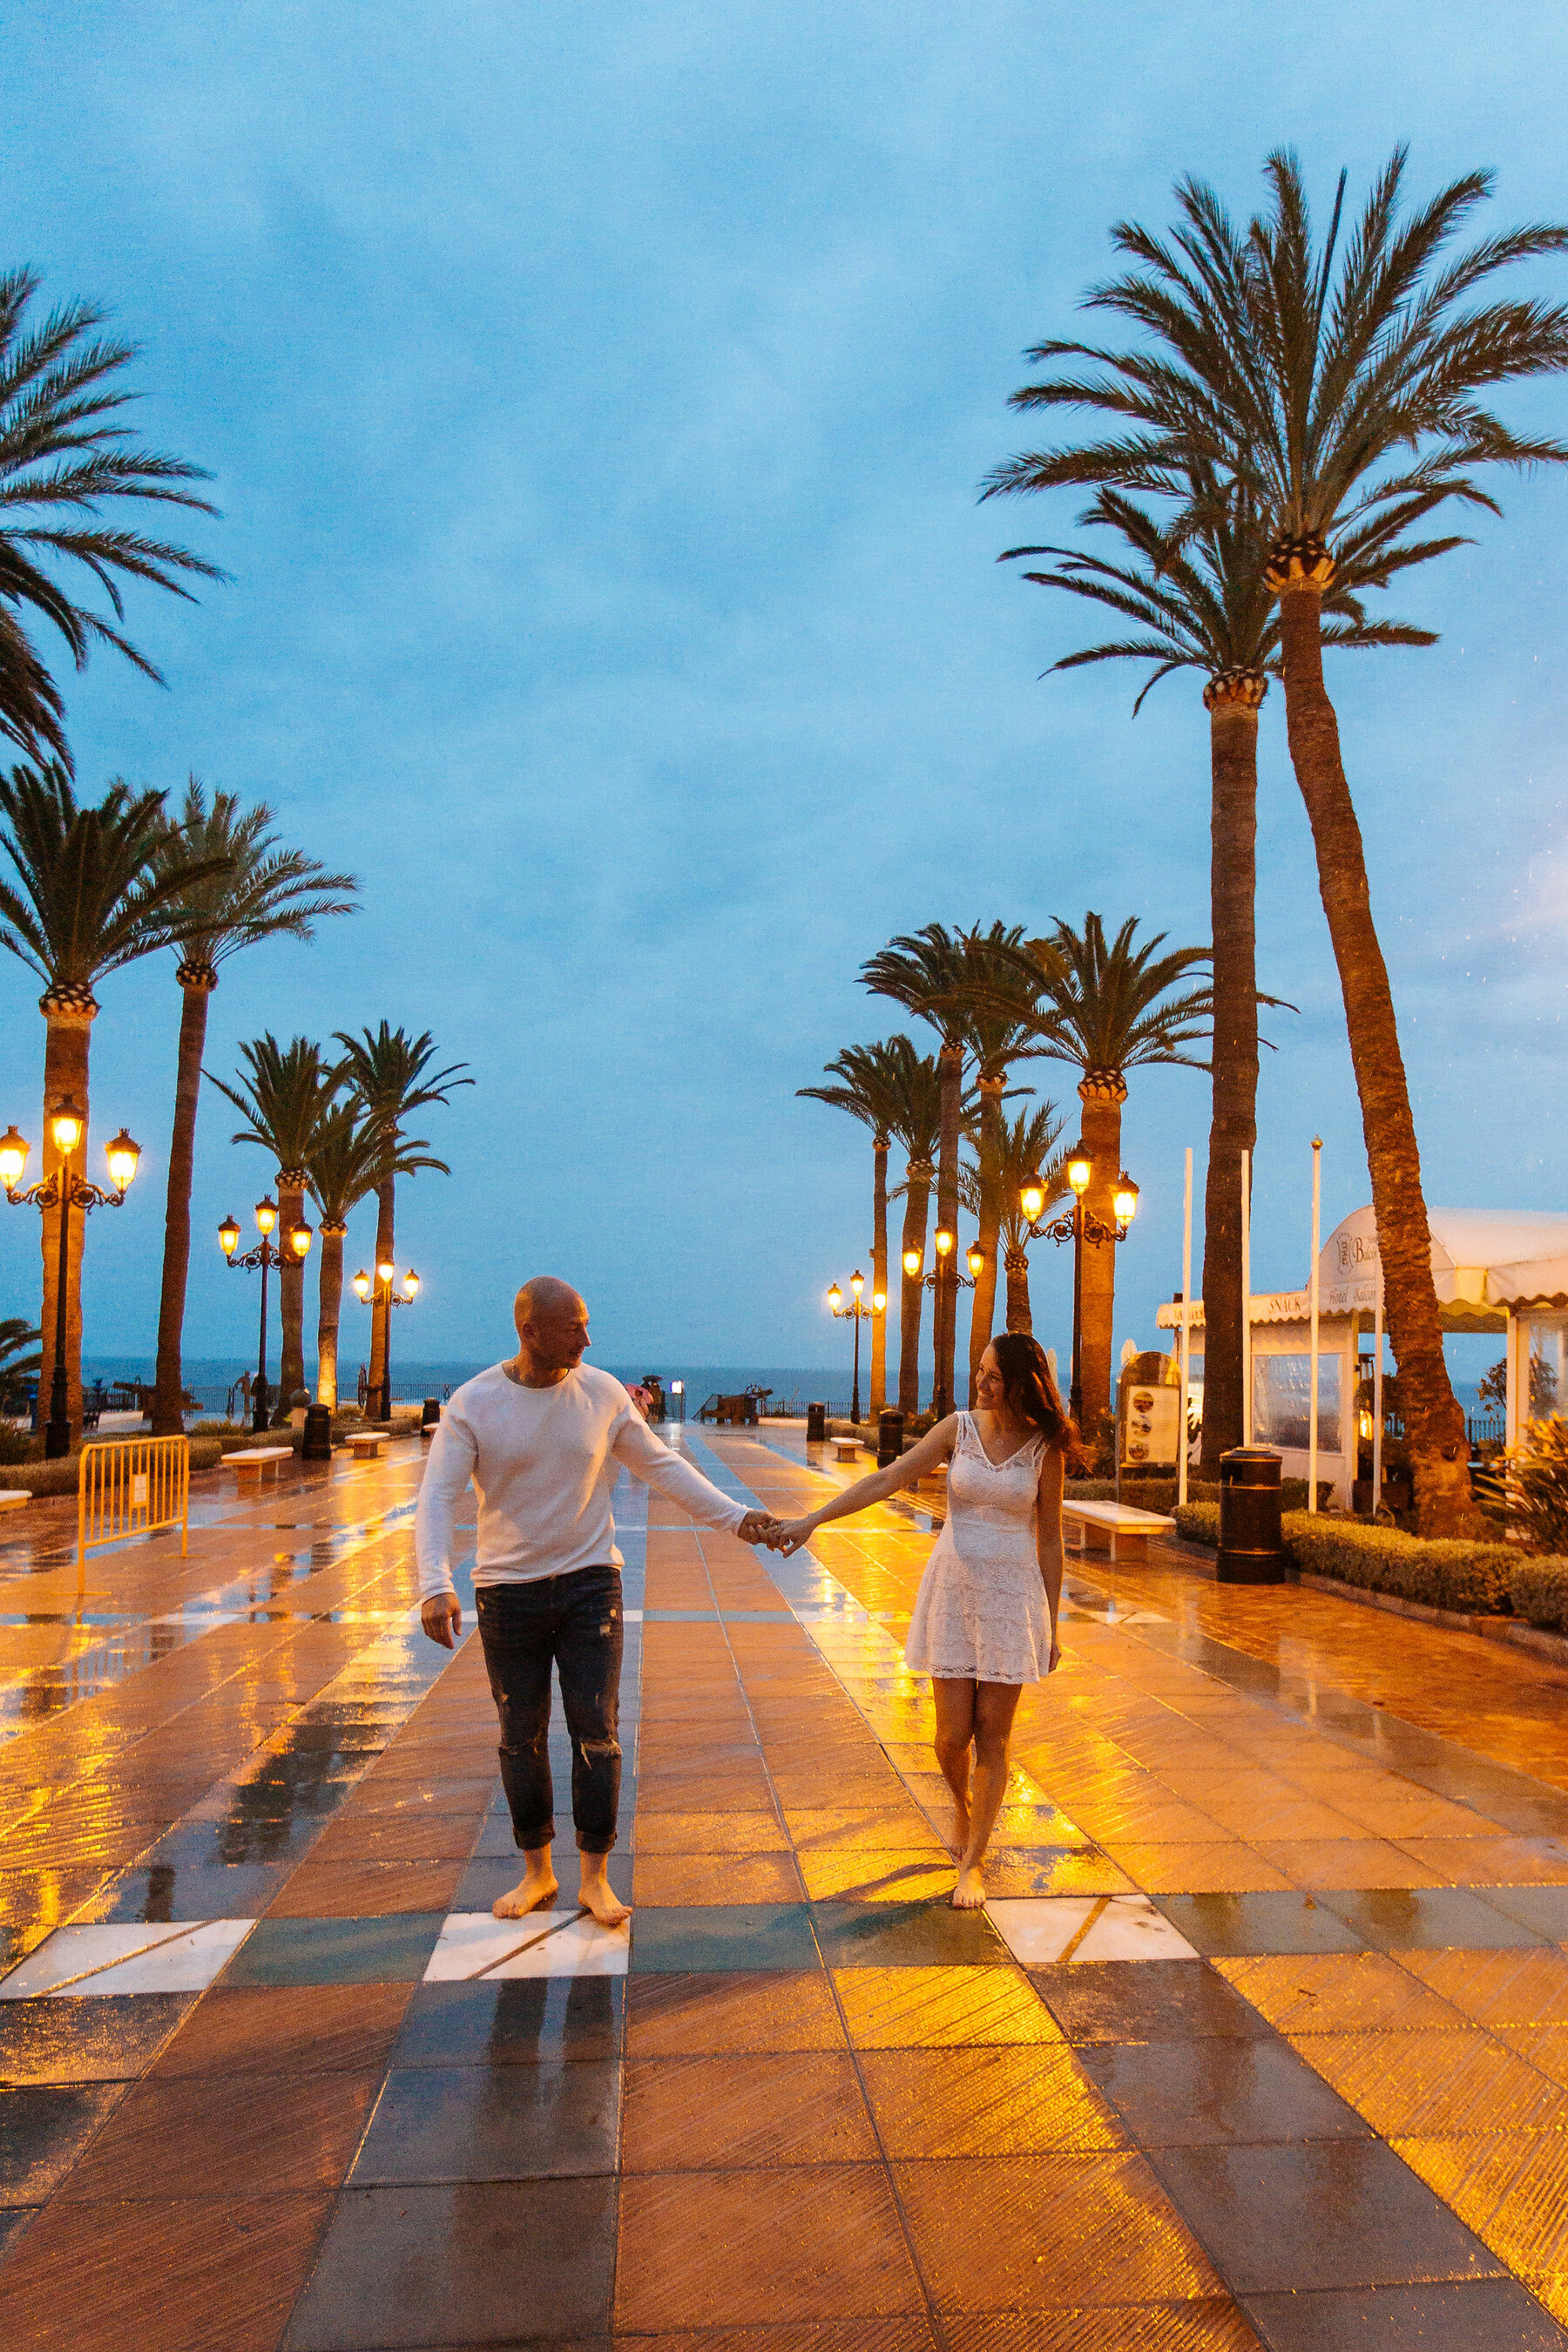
[904,1414,1053,1683]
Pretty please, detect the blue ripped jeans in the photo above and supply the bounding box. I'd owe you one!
[476,1566,624,1854]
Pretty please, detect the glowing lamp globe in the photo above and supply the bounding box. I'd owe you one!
[105,1129,141,1193]
[967,1246,984,1278]
[255,1197,279,1236]
[1066,1142,1093,1198]
[1112,1173,1139,1226]
[376,1258,395,1286]
[850,1271,864,1301]
[218,1214,241,1258]
[827,1282,842,1312]
[353,1269,371,1302]
[289,1219,314,1260]
[0,1126,30,1191]
[402,1270,420,1299]
[902,1247,922,1278]
[51,1098,84,1157]
[1019,1179,1045,1224]
[935,1227,954,1259]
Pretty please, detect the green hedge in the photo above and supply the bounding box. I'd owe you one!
[1510,1557,1568,1634]
[1172,1502,1517,1617]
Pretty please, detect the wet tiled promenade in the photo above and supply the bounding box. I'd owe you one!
[5,1426,1568,2347]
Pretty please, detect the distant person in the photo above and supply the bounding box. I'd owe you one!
[356,1363,368,1411]
[625,1381,655,1422]
[644,1375,666,1424]
[416,1276,779,1928]
[772,1332,1071,1909]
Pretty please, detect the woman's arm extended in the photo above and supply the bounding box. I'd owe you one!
[774,1416,959,1553]
[1037,1442,1064,1671]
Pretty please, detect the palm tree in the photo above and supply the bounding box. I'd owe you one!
[984,150,1568,1531]
[0,266,222,763]
[331,1025,470,1409]
[304,1106,441,1411]
[999,483,1434,1466]
[208,1037,343,1419]
[797,1037,923,1413]
[862,925,1031,1418]
[0,1316,41,1415]
[959,1105,1068,1336]
[0,764,223,1439]
[147,784,358,1434]
[848,1042,944,1417]
[1002,915,1210,1443]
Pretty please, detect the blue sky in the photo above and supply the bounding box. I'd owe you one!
[3,2,1566,1389]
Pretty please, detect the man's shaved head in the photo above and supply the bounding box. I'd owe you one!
[514,1275,585,1333]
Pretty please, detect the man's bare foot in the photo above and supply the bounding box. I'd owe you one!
[951,1863,987,1910]
[492,1855,558,1917]
[578,1863,632,1930]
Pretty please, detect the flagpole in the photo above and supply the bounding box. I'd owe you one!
[1240,1147,1252,1446]
[1179,1146,1193,1506]
[1308,1138,1322,1514]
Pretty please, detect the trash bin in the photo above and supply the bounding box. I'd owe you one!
[877,1409,904,1467]
[807,1402,828,1443]
[421,1397,441,1437]
[301,1403,332,1462]
[1216,1447,1288,1583]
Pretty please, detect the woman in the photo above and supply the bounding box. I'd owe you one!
[774,1331,1072,1909]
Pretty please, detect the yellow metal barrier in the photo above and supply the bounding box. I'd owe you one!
[78,1434,189,1571]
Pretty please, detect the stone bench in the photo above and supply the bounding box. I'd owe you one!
[345,1433,383,1463]
[220,1447,294,1486]
[832,1437,862,1463]
[0,1490,30,1513]
[1061,1497,1176,1565]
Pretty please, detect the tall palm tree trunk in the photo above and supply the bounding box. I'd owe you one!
[316,1222,346,1409]
[898,1158,933,1416]
[37,992,94,1445]
[968,1075,1005,1403]
[934,1042,963,1416]
[1274,564,1477,1535]
[152,963,215,1436]
[1200,676,1263,1471]
[1004,1240,1032,1334]
[276,1166,308,1417]
[367,1176,395,1402]
[1077,1073,1125,1450]
[870,1134,889,1415]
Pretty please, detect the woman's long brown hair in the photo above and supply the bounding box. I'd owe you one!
[989,1331,1085,1467]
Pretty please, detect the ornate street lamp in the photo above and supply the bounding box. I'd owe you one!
[1018,1143,1138,1423]
[2,1103,140,1458]
[220,1196,312,1433]
[354,1261,419,1422]
[827,1269,882,1426]
[901,1235,985,1416]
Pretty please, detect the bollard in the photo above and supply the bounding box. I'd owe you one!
[301,1403,333,1462]
[421,1397,441,1439]
[1216,1447,1288,1583]
[877,1409,904,1467]
[807,1402,828,1444]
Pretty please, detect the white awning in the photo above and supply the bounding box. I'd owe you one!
[1156,1203,1568,1336]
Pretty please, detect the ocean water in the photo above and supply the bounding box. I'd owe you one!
[81,1356,858,1418]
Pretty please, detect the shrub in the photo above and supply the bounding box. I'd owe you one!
[1287,1517,1514,1615]
[1477,1416,1568,1555]
[0,1424,37,1465]
[193,1418,246,1436]
[1173,1501,1220,1545]
[1511,1557,1568,1635]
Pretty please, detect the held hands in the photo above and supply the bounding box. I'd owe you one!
[735,1511,816,1555]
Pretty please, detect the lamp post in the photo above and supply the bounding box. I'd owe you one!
[220,1198,313,1433]
[354,1260,419,1423]
[901,1233,985,1416]
[1018,1142,1138,1424]
[1,1104,140,1460]
[827,1270,882,1425]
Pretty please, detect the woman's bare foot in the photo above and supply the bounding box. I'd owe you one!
[493,1851,559,1917]
[578,1859,632,1930]
[951,1863,987,1910]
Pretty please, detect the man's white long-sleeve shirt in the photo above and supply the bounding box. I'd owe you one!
[415,1362,747,1600]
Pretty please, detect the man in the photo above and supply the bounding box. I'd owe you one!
[416,1276,777,1927]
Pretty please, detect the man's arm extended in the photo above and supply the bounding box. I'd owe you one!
[416,1408,477,1646]
[611,1413,771,1540]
